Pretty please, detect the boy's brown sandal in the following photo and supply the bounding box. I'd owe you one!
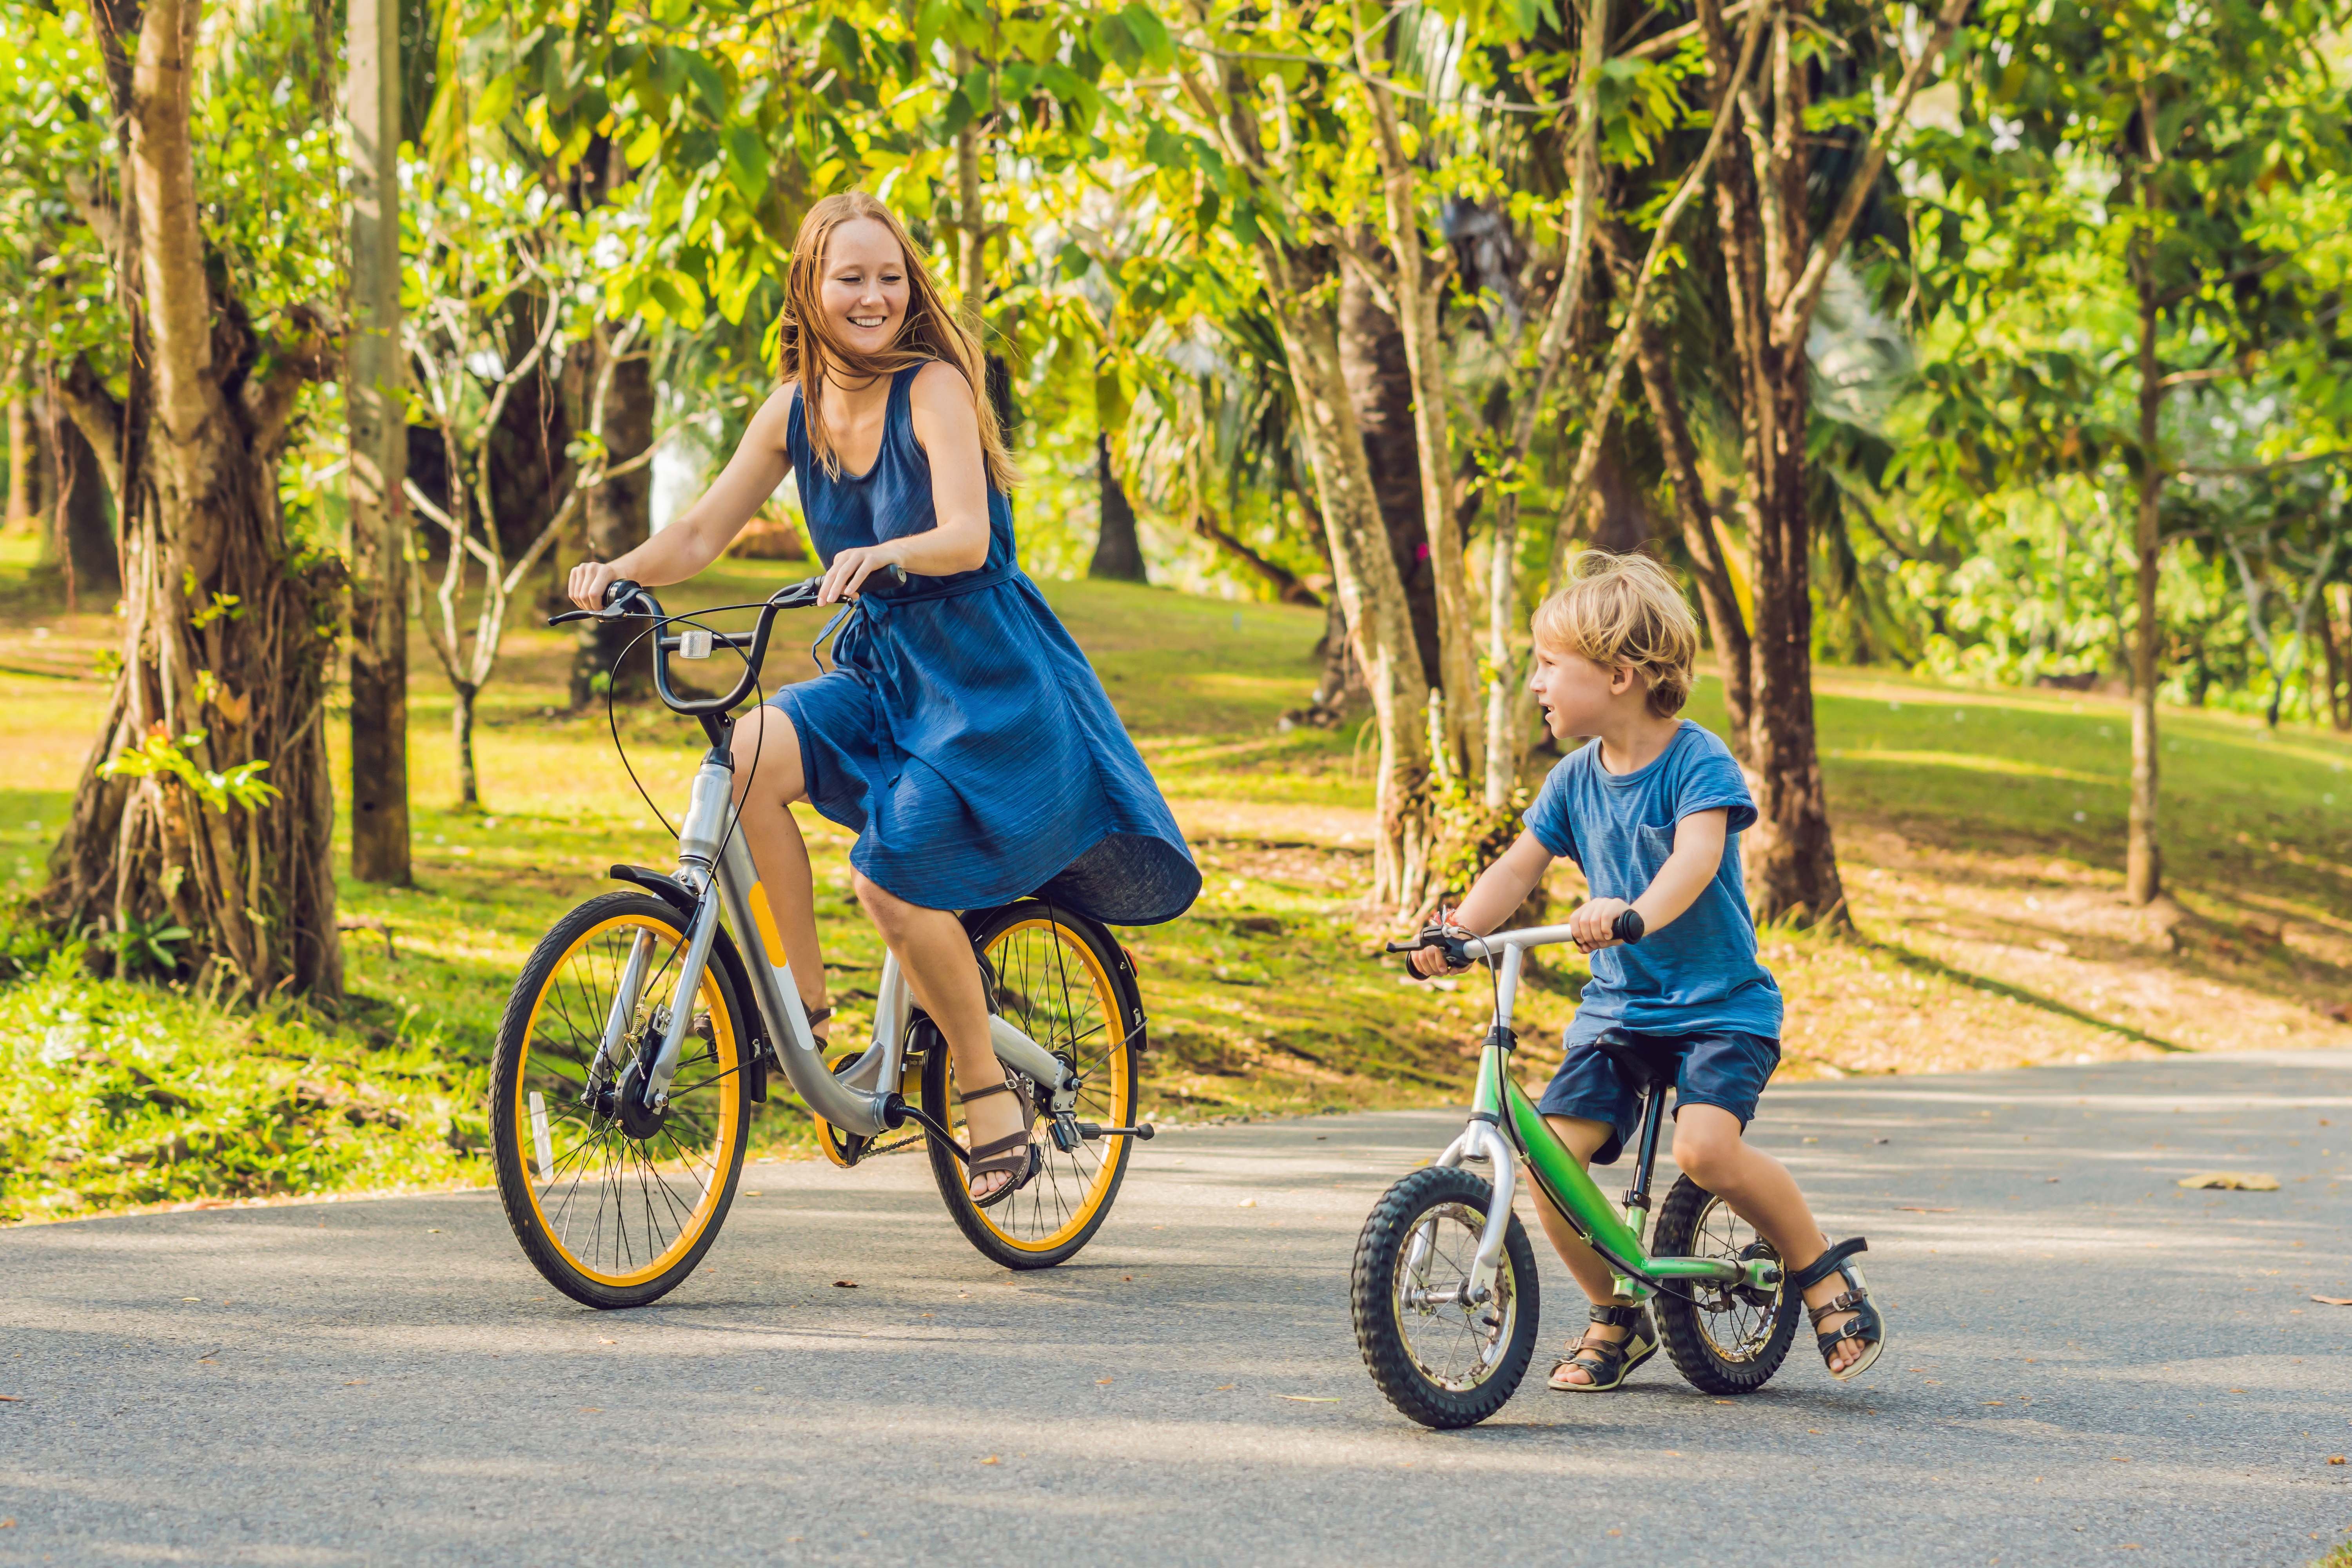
[1547,1302,1658,1393]
[958,1078,1040,1208]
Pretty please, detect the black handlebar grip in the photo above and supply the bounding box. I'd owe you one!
[601,577,642,610]
[1612,908,1646,945]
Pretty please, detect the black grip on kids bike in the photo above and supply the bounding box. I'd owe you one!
[600,578,644,612]
[1612,908,1646,945]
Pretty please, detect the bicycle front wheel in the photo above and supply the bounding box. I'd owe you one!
[490,891,752,1309]
[1352,1165,1540,1430]
[922,901,1142,1270]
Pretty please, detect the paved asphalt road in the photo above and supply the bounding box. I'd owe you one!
[5,1049,2352,1567]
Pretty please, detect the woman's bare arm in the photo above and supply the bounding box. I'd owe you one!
[566,384,796,610]
[813,360,993,602]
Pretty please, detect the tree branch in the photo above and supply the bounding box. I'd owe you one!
[56,354,126,502]
[1770,0,1970,349]
[242,301,336,457]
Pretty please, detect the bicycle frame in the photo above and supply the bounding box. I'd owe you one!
[557,578,1076,1145]
[1431,927,1784,1308]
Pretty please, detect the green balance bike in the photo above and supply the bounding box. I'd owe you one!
[1353,919,1872,1429]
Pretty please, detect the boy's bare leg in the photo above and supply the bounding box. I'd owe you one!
[1671,1104,1866,1372]
[1532,1115,1645,1386]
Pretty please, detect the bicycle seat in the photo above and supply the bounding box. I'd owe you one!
[1591,1029,1685,1094]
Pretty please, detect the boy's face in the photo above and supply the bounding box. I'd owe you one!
[1529,639,1636,739]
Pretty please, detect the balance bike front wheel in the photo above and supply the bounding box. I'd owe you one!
[1352,1165,1540,1429]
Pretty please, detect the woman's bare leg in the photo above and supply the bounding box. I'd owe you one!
[852,872,1024,1201]
[727,708,828,1022]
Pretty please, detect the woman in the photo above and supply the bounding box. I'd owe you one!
[568,191,1199,1203]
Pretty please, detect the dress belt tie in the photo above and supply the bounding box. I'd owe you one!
[809,563,1020,792]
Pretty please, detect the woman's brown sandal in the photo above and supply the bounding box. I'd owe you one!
[1547,1303,1659,1392]
[803,1004,833,1049]
[959,1078,1040,1208]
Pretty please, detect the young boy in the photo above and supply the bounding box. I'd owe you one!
[1411,550,1886,1392]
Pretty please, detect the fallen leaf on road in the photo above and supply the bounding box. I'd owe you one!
[0,1518,13,1527]
[0,1396,20,1403]
[181,1298,200,1302]
[598,1338,615,1346]
[2108,1456,2131,1463]
[979,1456,1000,1465]
[579,1407,601,1413]
[1807,1429,1821,1435]
[2312,1297,2352,1307]
[1278,1395,1338,1403]
[1895,1207,1956,1213]
[1237,1198,1256,1208]
[1096,1378,1114,1385]
[345,1381,366,1386]
[2331,1456,2347,1465]
[2177,1172,2280,1191]
[833,1280,857,1289]
[1214,1385,1235,1391]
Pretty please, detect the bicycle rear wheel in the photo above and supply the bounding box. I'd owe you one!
[491,891,752,1309]
[1651,1173,1799,1393]
[922,901,1142,1270]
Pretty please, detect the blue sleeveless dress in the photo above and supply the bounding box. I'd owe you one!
[768,366,1200,926]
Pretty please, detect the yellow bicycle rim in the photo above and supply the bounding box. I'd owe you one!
[515,912,742,1288]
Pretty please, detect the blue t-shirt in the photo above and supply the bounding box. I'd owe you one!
[1522,720,1782,1046]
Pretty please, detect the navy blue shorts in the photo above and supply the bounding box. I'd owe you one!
[1534,1029,1780,1165]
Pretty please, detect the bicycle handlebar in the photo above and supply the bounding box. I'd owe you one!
[546,564,909,720]
[1385,907,1644,971]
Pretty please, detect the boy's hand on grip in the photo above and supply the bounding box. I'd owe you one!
[1570,897,1631,953]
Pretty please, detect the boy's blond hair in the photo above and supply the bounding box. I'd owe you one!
[1531,550,1701,718]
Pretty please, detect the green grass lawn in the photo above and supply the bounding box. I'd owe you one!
[4,538,2349,1224]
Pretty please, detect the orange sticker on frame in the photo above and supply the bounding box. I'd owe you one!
[748,882,790,967]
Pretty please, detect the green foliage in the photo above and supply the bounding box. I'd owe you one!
[0,957,488,1226]
[99,730,280,815]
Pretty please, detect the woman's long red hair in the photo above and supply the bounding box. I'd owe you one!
[776,191,1017,493]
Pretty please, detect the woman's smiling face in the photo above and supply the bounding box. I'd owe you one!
[818,216,909,354]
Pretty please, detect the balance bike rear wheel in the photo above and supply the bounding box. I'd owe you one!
[1651,1173,1799,1394]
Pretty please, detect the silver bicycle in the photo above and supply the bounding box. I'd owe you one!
[490,572,1155,1308]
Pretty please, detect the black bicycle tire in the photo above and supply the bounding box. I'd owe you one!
[1650,1173,1799,1394]
[920,900,1143,1270]
[1352,1165,1541,1430]
[490,891,752,1309]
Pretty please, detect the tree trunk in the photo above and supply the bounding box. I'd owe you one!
[1088,430,1147,582]
[48,0,343,997]
[452,681,480,810]
[1336,259,1441,697]
[569,332,652,706]
[2326,583,2351,731]
[44,395,118,606]
[1744,360,1845,924]
[1356,38,1478,781]
[1266,276,1433,911]
[1702,0,1849,927]
[2126,267,2163,905]
[1628,298,1752,749]
[346,0,409,886]
[6,388,34,529]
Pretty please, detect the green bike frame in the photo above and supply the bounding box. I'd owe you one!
[1435,927,1785,1307]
